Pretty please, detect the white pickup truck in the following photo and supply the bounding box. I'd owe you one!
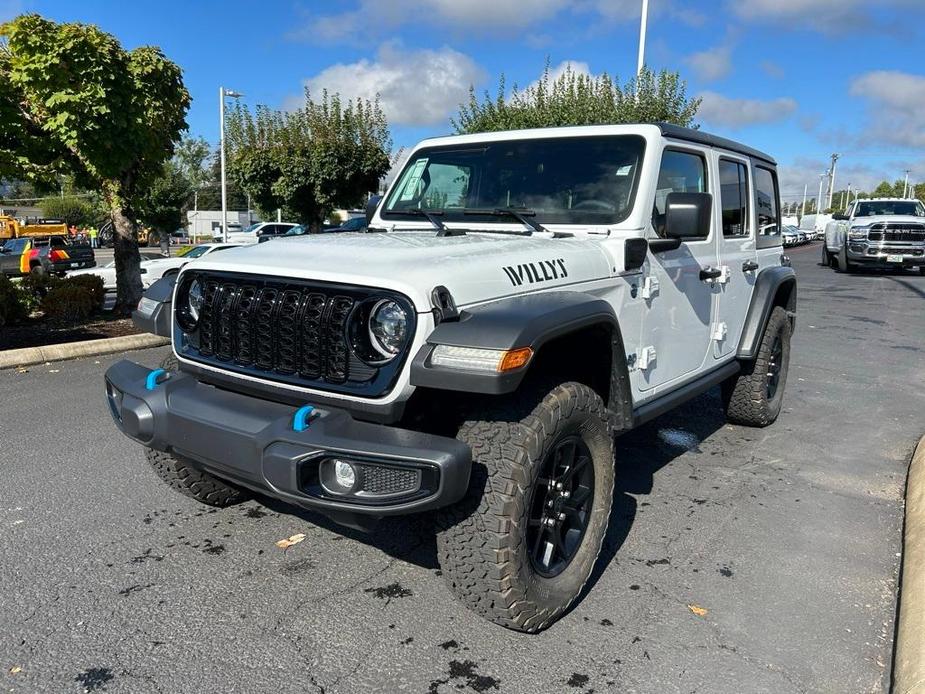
[822,197,925,273]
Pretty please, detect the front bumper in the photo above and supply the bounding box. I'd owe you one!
[104,360,471,522]
[848,242,925,267]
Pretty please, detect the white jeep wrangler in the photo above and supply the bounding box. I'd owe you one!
[107,123,796,632]
[822,197,925,273]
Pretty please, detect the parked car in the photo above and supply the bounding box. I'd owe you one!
[328,216,368,233]
[215,222,298,243]
[781,225,801,247]
[111,122,795,633]
[68,243,245,290]
[0,235,95,277]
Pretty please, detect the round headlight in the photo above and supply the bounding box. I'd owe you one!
[187,279,203,323]
[368,299,407,359]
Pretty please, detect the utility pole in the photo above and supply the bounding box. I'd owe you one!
[903,169,911,198]
[817,173,826,214]
[636,0,649,80]
[801,184,808,219]
[826,153,839,209]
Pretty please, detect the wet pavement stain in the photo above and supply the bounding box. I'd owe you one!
[202,544,226,555]
[438,639,459,650]
[719,566,734,577]
[118,583,154,597]
[600,618,614,626]
[74,667,114,691]
[364,582,413,604]
[428,660,500,693]
[129,548,164,564]
[567,672,590,687]
[244,507,268,519]
[280,557,315,575]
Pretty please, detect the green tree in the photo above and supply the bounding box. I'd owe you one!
[39,195,97,227]
[137,161,193,237]
[453,63,700,134]
[225,91,391,228]
[0,15,190,313]
[173,135,212,190]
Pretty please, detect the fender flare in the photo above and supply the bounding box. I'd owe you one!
[410,291,633,427]
[737,266,797,360]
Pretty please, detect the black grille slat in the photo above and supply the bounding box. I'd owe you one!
[179,272,406,397]
[868,223,925,242]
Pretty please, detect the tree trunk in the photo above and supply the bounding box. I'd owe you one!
[111,205,144,315]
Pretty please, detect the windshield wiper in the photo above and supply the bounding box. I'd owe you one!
[464,207,549,235]
[400,208,446,231]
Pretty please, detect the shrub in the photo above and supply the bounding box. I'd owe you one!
[0,275,29,327]
[63,274,105,308]
[40,280,97,324]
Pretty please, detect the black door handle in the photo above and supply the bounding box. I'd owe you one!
[699,266,722,281]
[742,260,759,272]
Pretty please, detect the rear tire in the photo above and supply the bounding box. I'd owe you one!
[436,382,615,633]
[835,247,855,273]
[145,448,249,507]
[723,306,791,427]
[820,245,830,267]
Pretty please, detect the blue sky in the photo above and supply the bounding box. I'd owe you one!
[4,0,925,203]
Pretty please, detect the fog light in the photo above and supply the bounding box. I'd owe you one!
[320,458,360,495]
[334,460,356,488]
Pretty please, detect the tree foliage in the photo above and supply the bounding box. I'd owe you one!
[137,161,193,234]
[225,91,391,226]
[0,14,189,312]
[452,63,701,134]
[39,195,98,227]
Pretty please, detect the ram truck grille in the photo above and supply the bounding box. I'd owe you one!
[867,223,925,243]
[176,271,414,398]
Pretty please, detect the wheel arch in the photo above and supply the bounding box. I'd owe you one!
[409,291,633,429]
[737,266,797,360]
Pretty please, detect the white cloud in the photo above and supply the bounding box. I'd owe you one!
[697,91,797,129]
[778,156,924,201]
[581,0,705,25]
[685,45,733,82]
[849,70,925,148]
[301,43,484,127]
[760,60,785,79]
[729,0,921,33]
[293,0,568,42]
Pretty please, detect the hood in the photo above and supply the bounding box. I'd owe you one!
[188,231,613,311]
[852,215,925,226]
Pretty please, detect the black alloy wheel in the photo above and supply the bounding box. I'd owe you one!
[527,435,596,578]
[766,334,783,400]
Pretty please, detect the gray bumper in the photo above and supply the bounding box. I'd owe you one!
[848,243,925,266]
[104,360,471,520]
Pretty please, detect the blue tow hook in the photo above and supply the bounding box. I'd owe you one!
[145,368,169,391]
[292,405,316,432]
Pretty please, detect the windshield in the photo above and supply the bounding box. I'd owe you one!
[239,222,263,234]
[340,217,366,230]
[855,200,925,217]
[180,245,211,258]
[284,225,308,236]
[382,135,646,226]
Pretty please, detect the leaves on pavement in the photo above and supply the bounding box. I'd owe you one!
[275,533,306,549]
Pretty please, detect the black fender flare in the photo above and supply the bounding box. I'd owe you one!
[737,266,796,360]
[410,291,633,428]
[132,274,176,338]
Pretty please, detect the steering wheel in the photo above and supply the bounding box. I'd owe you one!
[573,199,616,211]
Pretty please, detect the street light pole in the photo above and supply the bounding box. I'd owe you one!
[903,169,911,198]
[636,0,649,80]
[801,184,807,219]
[219,86,243,243]
[817,173,826,214]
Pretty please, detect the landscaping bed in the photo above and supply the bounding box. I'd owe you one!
[0,314,139,351]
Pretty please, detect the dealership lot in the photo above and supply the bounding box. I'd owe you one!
[2,246,922,693]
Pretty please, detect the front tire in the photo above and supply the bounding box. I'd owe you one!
[436,382,615,633]
[835,247,855,273]
[145,448,249,507]
[723,306,792,427]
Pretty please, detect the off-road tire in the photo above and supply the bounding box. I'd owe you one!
[145,448,249,507]
[159,353,178,371]
[723,306,791,427]
[436,382,615,633]
[820,244,830,267]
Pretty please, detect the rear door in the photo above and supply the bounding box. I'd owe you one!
[714,155,759,359]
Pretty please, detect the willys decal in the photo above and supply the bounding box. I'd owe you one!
[502,258,568,286]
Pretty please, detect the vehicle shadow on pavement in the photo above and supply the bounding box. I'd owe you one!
[581,388,728,596]
[254,389,729,592]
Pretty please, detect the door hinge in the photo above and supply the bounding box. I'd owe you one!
[641,275,659,300]
[712,322,728,342]
[635,345,656,371]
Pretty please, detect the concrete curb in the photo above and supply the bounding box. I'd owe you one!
[0,333,169,370]
[894,435,925,694]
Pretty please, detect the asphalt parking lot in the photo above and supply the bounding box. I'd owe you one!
[2,246,923,693]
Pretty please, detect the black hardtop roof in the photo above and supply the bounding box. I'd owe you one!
[657,123,776,166]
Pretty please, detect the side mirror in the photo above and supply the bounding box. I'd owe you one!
[665,192,712,240]
[366,194,383,225]
[832,213,848,220]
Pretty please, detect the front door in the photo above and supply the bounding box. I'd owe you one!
[714,156,757,358]
[636,145,718,394]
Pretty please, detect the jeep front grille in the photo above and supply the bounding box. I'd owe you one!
[176,271,415,398]
[867,223,925,243]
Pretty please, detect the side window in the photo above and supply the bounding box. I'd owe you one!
[754,166,780,239]
[653,149,707,238]
[719,159,750,237]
